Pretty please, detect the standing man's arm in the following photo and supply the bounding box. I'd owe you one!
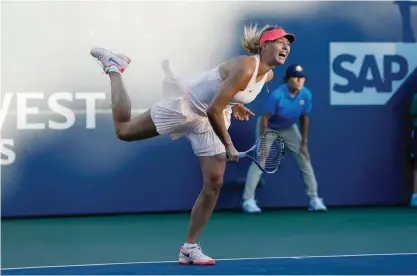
[299,114,309,144]
[299,91,312,160]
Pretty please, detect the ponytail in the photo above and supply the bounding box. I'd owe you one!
[240,23,282,54]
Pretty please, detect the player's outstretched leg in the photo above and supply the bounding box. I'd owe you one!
[90,47,159,141]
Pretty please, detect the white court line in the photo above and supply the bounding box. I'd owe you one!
[2,252,417,271]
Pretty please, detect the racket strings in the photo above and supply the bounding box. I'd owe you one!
[257,133,284,172]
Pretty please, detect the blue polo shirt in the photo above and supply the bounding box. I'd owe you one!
[264,84,312,130]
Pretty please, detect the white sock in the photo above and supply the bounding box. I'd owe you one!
[184,243,197,249]
[107,65,120,73]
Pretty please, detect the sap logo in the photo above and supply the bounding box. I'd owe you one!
[330,43,417,105]
[334,54,407,93]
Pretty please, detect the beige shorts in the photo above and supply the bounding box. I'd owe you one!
[150,65,231,157]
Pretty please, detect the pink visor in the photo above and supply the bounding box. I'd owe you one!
[259,29,296,46]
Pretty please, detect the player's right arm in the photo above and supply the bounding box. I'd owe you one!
[207,57,256,160]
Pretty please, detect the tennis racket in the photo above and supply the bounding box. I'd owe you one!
[238,130,285,174]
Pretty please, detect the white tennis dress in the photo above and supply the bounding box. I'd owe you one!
[90,47,268,157]
[151,55,268,156]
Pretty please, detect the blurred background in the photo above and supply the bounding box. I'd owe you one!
[2,0,417,218]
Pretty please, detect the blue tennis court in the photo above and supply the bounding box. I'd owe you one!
[2,208,417,275]
[2,253,417,275]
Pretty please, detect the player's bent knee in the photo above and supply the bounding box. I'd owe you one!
[115,124,135,142]
[115,117,159,142]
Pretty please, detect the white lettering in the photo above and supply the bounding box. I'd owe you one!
[48,92,76,130]
[76,93,106,129]
[0,139,16,166]
[2,92,107,130]
[0,93,13,130]
[16,93,45,129]
[330,42,417,106]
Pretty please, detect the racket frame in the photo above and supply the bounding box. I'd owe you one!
[238,130,285,174]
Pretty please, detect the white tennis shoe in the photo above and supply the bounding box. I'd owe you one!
[242,199,262,214]
[178,244,215,265]
[309,197,327,211]
[90,47,131,74]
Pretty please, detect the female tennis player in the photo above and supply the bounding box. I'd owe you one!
[90,24,295,265]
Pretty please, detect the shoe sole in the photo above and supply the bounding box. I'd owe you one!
[178,260,215,265]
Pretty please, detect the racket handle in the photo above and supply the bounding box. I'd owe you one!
[238,152,247,158]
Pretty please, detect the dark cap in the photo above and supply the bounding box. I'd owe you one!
[285,64,306,78]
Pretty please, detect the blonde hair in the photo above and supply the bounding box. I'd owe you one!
[240,23,281,55]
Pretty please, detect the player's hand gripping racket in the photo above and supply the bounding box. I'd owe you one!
[238,130,285,173]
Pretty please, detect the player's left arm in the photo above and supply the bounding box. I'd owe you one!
[299,89,312,145]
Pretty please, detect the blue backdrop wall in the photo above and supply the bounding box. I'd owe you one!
[2,1,417,218]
